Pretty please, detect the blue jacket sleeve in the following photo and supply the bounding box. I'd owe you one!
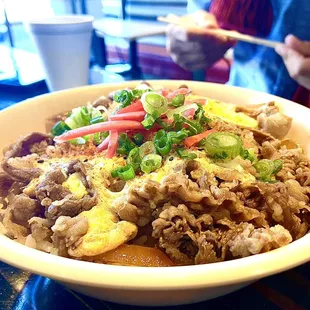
[187,0,212,13]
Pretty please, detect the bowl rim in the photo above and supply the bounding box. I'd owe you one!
[0,80,309,290]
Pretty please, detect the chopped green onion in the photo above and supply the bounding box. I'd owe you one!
[240,148,257,163]
[171,114,203,135]
[154,130,171,156]
[139,141,156,158]
[176,148,197,159]
[141,92,168,118]
[273,159,283,174]
[65,106,91,129]
[132,133,144,146]
[198,138,207,147]
[171,114,184,131]
[142,114,156,129]
[93,132,108,145]
[69,136,89,145]
[131,88,152,99]
[111,165,135,181]
[166,103,198,120]
[140,154,162,174]
[117,133,136,155]
[127,148,141,171]
[184,118,203,135]
[154,129,166,141]
[194,104,210,125]
[51,121,71,136]
[205,132,243,160]
[64,106,103,130]
[156,118,170,130]
[114,90,134,110]
[170,94,185,107]
[90,106,103,119]
[167,129,189,144]
[131,89,144,99]
[90,115,104,124]
[213,152,228,160]
[156,138,170,156]
[254,159,283,182]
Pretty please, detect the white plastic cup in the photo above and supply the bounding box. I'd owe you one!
[25,15,94,92]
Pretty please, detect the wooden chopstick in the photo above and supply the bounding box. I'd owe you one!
[158,16,281,49]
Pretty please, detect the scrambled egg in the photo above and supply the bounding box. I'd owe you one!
[63,173,88,199]
[30,156,137,257]
[187,95,258,128]
[69,157,137,257]
[205,99,258,128]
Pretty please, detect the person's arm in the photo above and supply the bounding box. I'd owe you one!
[276,35,310,91]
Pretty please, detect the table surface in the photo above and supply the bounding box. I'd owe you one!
[93,18,166,40]
[0,80,309,310]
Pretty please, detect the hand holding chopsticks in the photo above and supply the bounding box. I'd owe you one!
[158,15,282,49]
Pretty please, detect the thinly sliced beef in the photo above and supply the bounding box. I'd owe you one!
[115,161,265,227]
[3,132,52,159]
[114,180,166,226]
[66,160,91,189]
[11,194,42,226]
[117,158,308,264]
[2,208,28,242]
[51,216,88,257]
[3,154,42,183]
[246,128,276,144]
[33,160,97,220]
[152,204,201,265]
[152,204,243,265]
[0,172,14,198]
[92,96,112,108]
[228,223,292,257]
[45,111,68,133]
[1,192,42,241]
[27,217,55,253]
[46,194,97,219]
[35,169,70,204]
[2,132,52,182]
[237,102,292,139]
[241,181,310,239]
[153,204,293,265]
[257,109,292,140]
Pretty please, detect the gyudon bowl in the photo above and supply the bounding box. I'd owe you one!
[0,81,309,306]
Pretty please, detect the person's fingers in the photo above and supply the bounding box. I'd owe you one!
[276,44,303,76]
[182,56,210,71]
[170,49,205,66]
[187,30,224,43]
[179,10,219,29]
[276,44,310,89]
[195,11,219,28]
[174,57,208,71]
[275,43,289,58]
[285,35,310,57]
[167,35,202,56]
[170,50,208,71]
[166,22,228,48]
[166,24,188,42]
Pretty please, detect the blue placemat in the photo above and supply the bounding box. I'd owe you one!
[0,261,309,310]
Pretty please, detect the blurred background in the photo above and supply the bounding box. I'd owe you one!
[0,0,232,107]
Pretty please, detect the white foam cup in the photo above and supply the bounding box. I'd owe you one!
[25,15,94,92]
